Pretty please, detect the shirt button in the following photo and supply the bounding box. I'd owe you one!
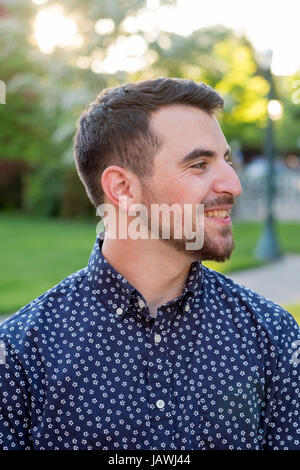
[154,334,161,344]
[184,303,190,312]
[138,298,145,309]
[156,399,165,409]
[116,307,123,315]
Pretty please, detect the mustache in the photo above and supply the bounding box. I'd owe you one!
[204,195,235,210]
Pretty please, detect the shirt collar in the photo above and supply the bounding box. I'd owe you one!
[87,235,203,319]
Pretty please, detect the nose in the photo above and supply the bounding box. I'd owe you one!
[212,162,243,197]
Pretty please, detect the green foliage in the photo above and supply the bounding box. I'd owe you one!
[0,159,26,210]
[276,73,300,153]
[0,1,60,163]
[24,163,65,217]
[60,168,96,219]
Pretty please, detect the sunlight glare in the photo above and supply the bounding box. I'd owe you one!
[268,100,283,121]
[95,18,115,35]
[32,0,48,5]
[34,6,79,54]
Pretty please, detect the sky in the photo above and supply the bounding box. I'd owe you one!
[32,0,300,76]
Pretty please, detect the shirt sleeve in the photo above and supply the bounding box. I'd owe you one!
[0,339,33,450]
[262,311,300,450]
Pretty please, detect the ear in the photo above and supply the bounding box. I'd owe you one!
[101,165,140,211]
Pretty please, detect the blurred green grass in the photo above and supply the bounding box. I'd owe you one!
[0,213,300,325]
[0,213,97,314]
[283,304,300,325]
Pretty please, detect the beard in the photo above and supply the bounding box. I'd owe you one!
[139,178,235,263]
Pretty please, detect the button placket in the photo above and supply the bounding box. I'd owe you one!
[138,298,145,309]
[147,308,175,448]
[156,399,165,410]
[154,333,162,345]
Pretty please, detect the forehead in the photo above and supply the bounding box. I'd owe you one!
[150,104,227,165]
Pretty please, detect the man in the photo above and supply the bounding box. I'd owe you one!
[0,78,299,450]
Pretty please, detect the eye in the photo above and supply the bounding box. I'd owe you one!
[225,154,233,165]
[191,161,207,170]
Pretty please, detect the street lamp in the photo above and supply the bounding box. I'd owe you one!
[254,49,283,260]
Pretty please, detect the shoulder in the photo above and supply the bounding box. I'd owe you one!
[0,267,89,349]
[201,264,299,343]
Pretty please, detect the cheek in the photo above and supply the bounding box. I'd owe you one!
[154,172,210,205]
[176,175,210,204]
[152,172,180,202]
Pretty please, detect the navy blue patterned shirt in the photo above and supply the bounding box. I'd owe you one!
[0,236,299,450]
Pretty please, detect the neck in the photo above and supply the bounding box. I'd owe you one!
[101,236,193,310]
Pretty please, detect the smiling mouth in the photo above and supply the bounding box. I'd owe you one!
[204,209,231,219]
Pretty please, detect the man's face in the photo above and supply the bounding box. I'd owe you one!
[139,104,243,262]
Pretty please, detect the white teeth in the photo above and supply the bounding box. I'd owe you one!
[205,210,229,218]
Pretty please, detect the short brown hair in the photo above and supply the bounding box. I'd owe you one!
[74,78,224,207]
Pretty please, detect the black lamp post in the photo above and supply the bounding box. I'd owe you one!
[254,49,282,261]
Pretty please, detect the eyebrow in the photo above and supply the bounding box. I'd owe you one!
[178,146,231,167]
